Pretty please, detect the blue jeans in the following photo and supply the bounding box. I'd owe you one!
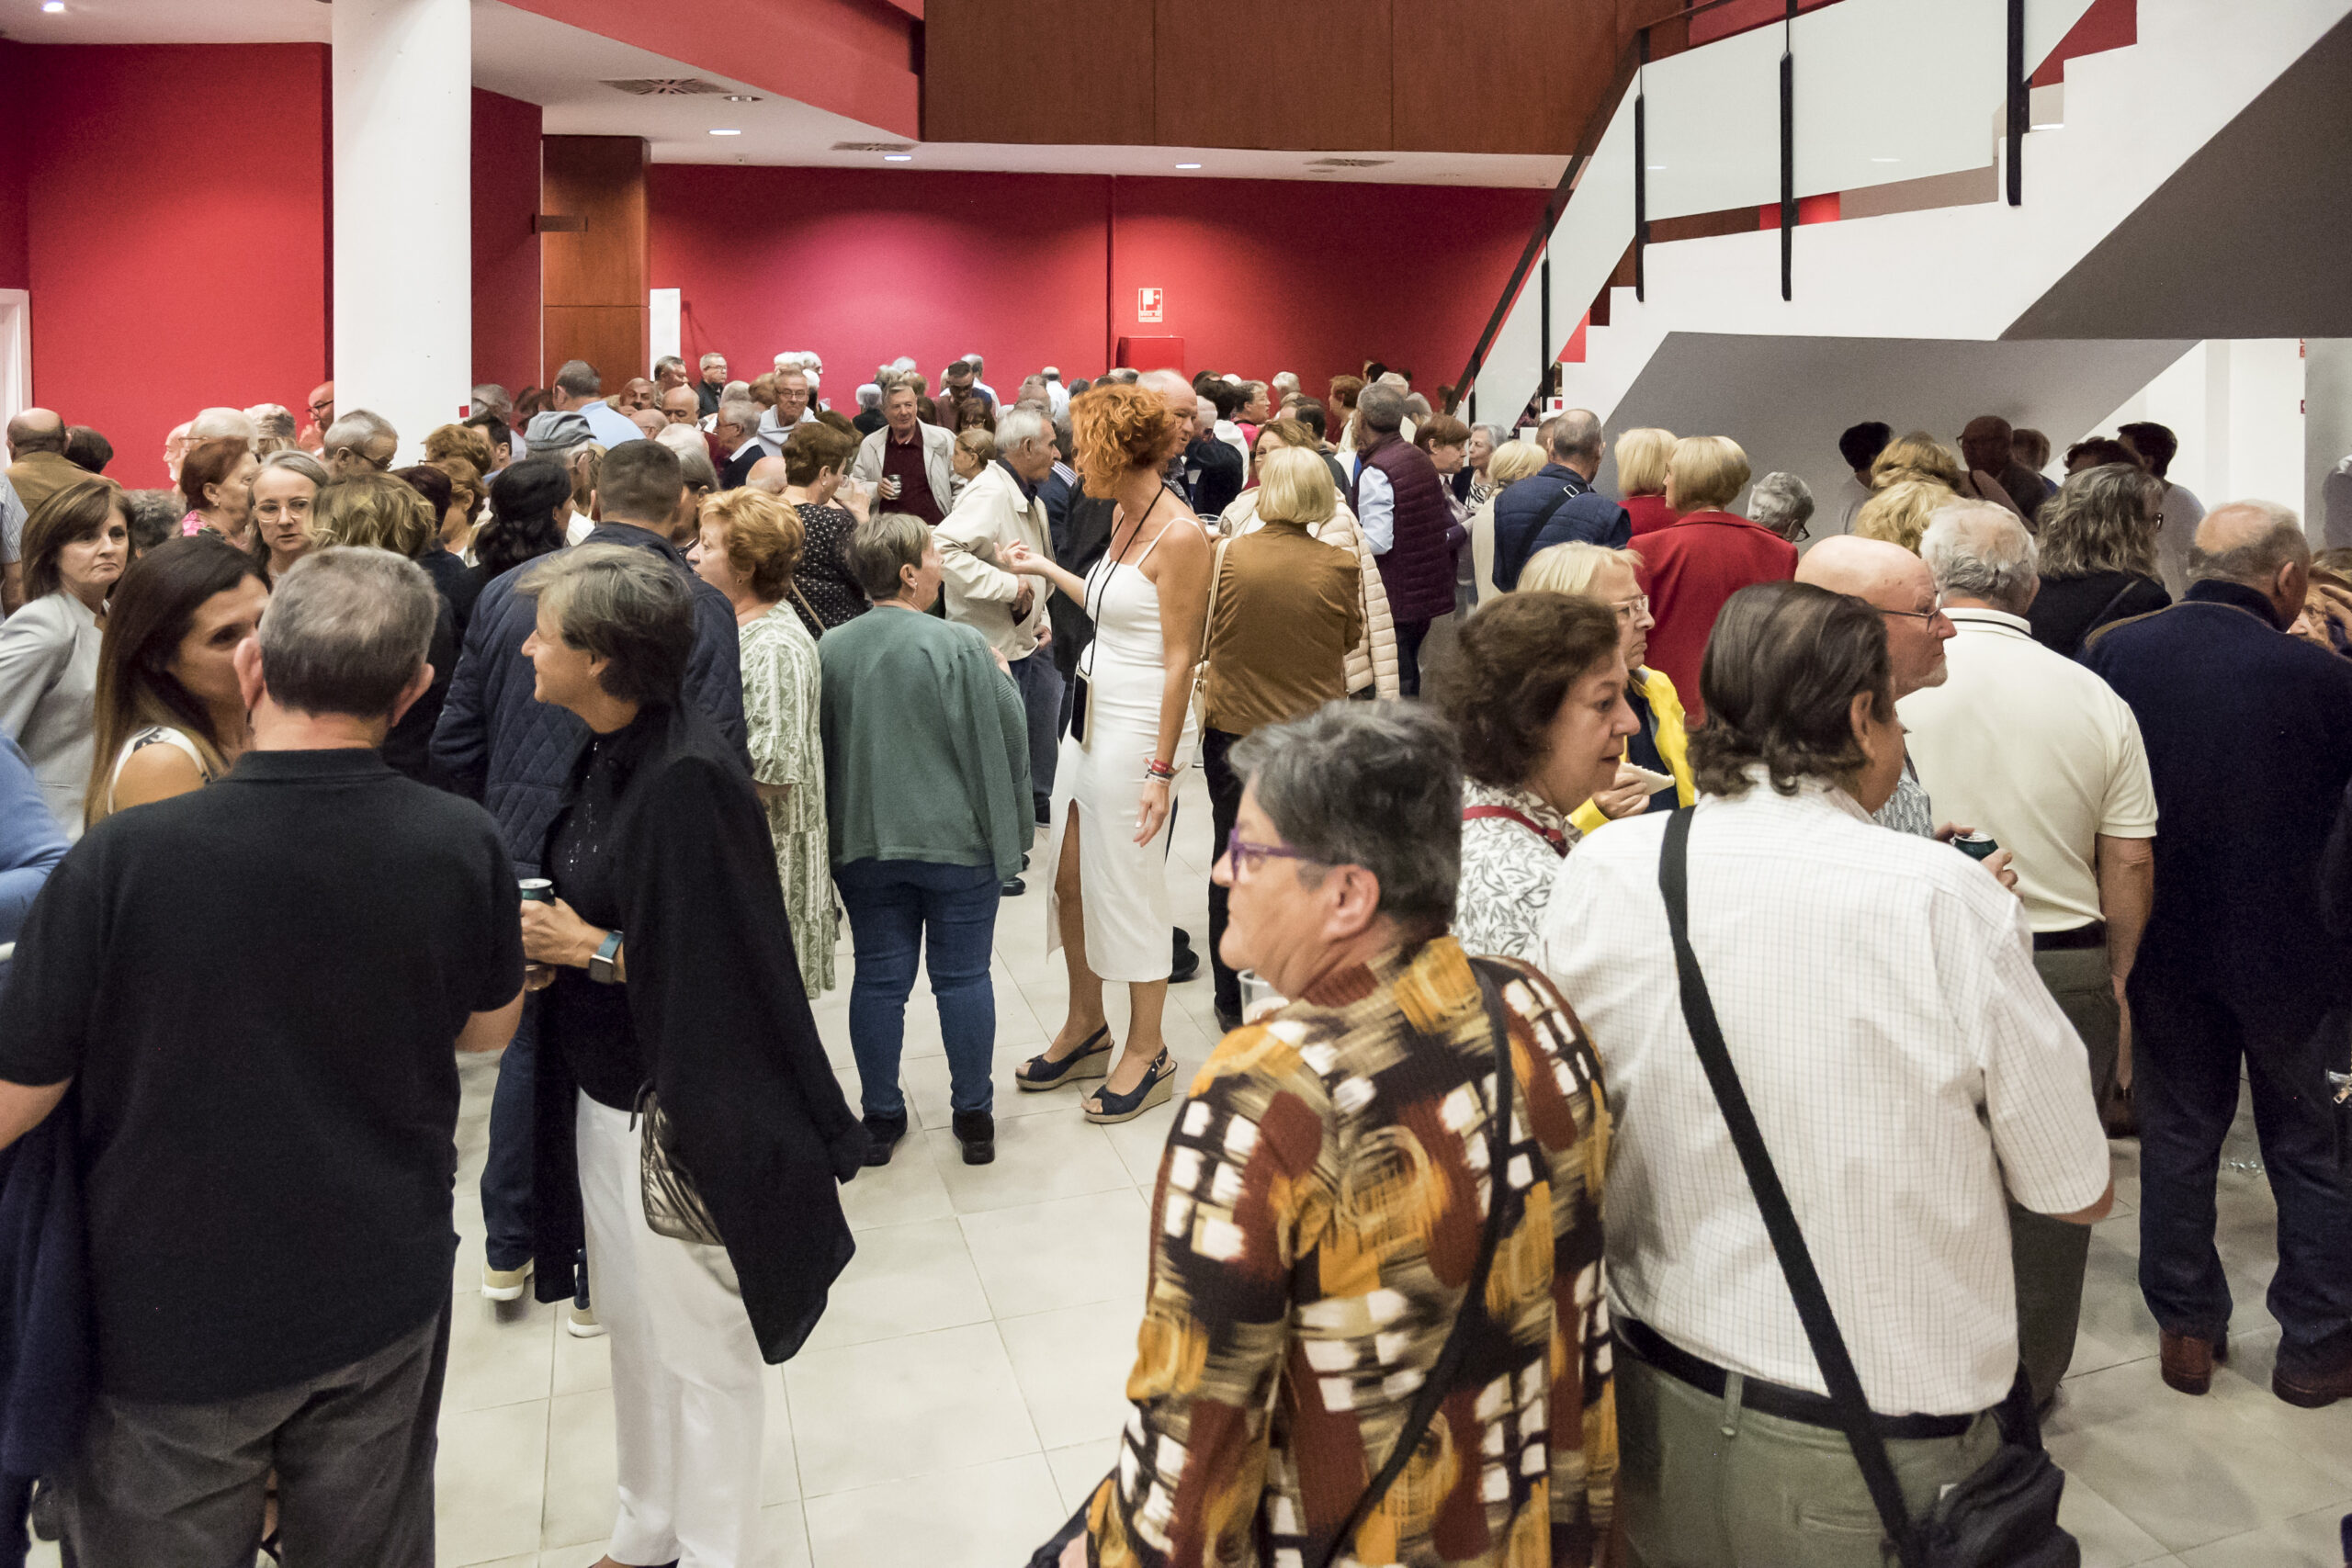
[481,992,539,1272]
[1008,649,1062,819]
[834,859,1001,1122]
[2131,967,2352,1379]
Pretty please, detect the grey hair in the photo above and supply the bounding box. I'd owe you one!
[718,397,762,432]
[554,359,602,398]
[1472,423,1508,449]
[258,547,436,719]
[1747,471,1816,532]
[190,406,259,443]
[518,543,695,705]
[653,355,686,378]
[260,448,330,488]
[1402,393,1433,421]
[243,403,297,441]
[2187,501,2308,586]
[856,382,883,410]
[469,384,513,417]
[995,407,1052,452]
[1194,397,1218,428]
[1103,367,1141,385]
[1549,408,1603,464]
[1272,371,1300,394]
[1229,701,1463,934]
[698,352,728,368]
[1922,503,2038,614]
[324,408,398,456]
[1357,383,1408,435]
[844,512,933,601]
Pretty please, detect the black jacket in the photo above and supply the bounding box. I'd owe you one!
[530,701,864,1362]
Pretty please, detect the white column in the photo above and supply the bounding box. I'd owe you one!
[334,0,470,467]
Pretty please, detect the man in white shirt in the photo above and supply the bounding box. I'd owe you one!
[753,368,818,457]
[1795,535,1954,838]
[549,359,641,449]
[1542,579,2110,1568]
[934,407,1060,851]
[1903,504,2156,1406]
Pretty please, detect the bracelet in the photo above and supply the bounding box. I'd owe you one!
[1146,759,1176,781]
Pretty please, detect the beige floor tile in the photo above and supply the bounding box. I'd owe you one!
[434,1399,548,1567]
[1000,1302,1148,1450]
[537,1389,617,1552]
[924,1113,1132,1215]
[783,1321,1041,1496]
[549,1314,612,1396]
[958,1188,1150,1319]
[2057,1473,2175,1568]
[444,1290,557,1414]
[762,1367,800,1505]
[799,1216,994,1352]
[837,1126,957,1231]
[2176,1506,2352,1568]
[902,1043,1080,1128]
[1098,1091,1182,1187]
[1044,1438,1122,1514]
[801,1453,1068,1568]
[764,1500,813,1568]
[2196,1328,2352,1493]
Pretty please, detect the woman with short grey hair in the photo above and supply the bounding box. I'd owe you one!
[1056,697,1617,1568]
[514,542,864,1568]
[1747,470,1815,543]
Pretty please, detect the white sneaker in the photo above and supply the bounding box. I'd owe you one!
[481,1260,533,1303]
[567,1303,605,1339]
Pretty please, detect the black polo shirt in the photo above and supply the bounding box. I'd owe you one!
[0,748,524,1403]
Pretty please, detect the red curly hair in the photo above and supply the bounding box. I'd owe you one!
[1072,383,1177,496]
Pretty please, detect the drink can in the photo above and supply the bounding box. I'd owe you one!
[1951,832,2000,862]
[518,878,556,903]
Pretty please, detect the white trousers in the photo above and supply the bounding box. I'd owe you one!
[576,1092,770,1568]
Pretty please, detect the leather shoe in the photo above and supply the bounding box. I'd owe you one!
[2272,1351,2352,1408]
[1001,876,1026,897]
[2159,1328,2227,1394]
[861,1111,908,1168]
[1215,1002,1242,1034]
[953,1109,996,1165]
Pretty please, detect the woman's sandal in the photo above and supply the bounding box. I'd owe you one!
[1016,1024,1114,1091]
[1084,1050,1175,1124]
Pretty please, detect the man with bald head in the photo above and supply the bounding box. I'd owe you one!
[6,410,82,615]
[2084,501,2352,1408]
[1902,503,2158,1405]
[1489,408,1630,591]
[1795,534,1955,835]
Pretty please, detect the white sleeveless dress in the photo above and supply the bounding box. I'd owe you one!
[1044,512,1201,982]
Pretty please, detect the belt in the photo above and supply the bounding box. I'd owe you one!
[2033,921,2107,952]
[1616,1317,1977,1439]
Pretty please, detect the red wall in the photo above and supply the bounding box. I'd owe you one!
[22,44,332,488]
[0,45,30,293]
[650,164,1544,401]
[472,88,544,399]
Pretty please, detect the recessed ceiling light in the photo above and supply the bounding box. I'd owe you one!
[41,3,65,12]
[722,95,761,103]
[1175,163,1201,170]
[1869,155,1900,163]
[709,129,741,136]
[883,153,912,162]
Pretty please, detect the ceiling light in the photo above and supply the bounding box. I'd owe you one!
[41,2,64,12]
[1175,163,1201,170]
[722,95,761,103]
[709,129,741,136]
[1869,155,1900,163]
[883,153,912,162]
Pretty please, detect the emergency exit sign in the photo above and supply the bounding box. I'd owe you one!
[1137,287,1163,323]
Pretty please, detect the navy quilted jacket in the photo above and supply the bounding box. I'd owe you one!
[431,524,751,874]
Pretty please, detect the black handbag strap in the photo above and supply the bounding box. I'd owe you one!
[1657,807,1925,1568]
[1312,959,1518,1568]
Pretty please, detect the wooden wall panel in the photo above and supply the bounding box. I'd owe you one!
[541,135,647,309]
[1151,0,1390,152]
[922,0,1153,145]
[1392,1,1613,155]
[545,305,649,395]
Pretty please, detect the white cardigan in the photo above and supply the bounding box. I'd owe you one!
[850,422,956,518]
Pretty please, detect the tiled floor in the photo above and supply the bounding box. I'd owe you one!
[43,767,2349,1567]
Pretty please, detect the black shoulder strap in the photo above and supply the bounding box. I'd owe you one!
[1657,808,1924,1568]
[1313,959,1518,1568]
[1530,480,1580,533]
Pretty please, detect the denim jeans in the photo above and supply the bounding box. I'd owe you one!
[1007,649,1063,820]
[834,859,1001,1121]
[481,993,539,1272]
[2130,965,2352,1379]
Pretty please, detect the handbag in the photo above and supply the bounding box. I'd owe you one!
[1656,807,2079,1568]
[1020,961,1520,1568]
[633,1082,723,1247]
[1187,536,1234,717]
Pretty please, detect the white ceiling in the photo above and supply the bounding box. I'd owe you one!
[5,0,1564,188]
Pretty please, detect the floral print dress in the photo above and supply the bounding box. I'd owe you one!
[740,603,835,997]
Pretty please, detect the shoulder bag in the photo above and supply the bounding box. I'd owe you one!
[1020,960,1519,1568]
[1657,807,2079,1568]
[635,1082,723,1247]
[1187,535,1234,719]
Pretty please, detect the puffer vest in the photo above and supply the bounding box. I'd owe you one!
[1358,436,1457,623]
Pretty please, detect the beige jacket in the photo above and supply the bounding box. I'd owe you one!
[1216,489,1399,700]
[935,461,1054,660]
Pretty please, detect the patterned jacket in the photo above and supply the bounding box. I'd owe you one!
[1085,937,1616,1568]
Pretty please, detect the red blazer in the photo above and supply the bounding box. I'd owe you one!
[1635,511,1799,722]
[1622,492,1679,537]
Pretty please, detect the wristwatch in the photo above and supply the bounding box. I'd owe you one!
[588,929,625,985]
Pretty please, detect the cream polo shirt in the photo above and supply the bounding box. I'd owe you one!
[1899,607,2157,933]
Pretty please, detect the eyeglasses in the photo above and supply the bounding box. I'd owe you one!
[330,446,389,471]
[1879,591,1948,623]
[1610,592,1650,622]
[1223,828,1318,878]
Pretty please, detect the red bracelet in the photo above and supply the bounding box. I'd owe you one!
[1146,759,1176,780]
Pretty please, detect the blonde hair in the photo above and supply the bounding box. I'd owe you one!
[1614,427,1677,497]
[1519,541,1645,597]
[1253,446,1337,527]
[1668,435,1750,513]
[1488,441,1548,489]
[313,473,436,558]
[699,487,805,600]
[954,426,996,468]
[1852,478,1956,553]
[1870,431,1965,492]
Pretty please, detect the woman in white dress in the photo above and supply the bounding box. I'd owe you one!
[1001,382,1211,1122]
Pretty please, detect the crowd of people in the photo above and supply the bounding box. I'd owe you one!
[0,347,2346,1568]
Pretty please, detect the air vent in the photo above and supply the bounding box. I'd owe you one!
[1307,157,1392,169]
[603,78,729,96]
[831,141,918,154]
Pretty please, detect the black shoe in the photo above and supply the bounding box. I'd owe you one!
[1036,800,1053,827]
[1215,1002,1242,1034]
[861,1111,908,1167]
[1170,929,1201,984]
[1001,876,1027,897]
[953,1109,996,1165]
